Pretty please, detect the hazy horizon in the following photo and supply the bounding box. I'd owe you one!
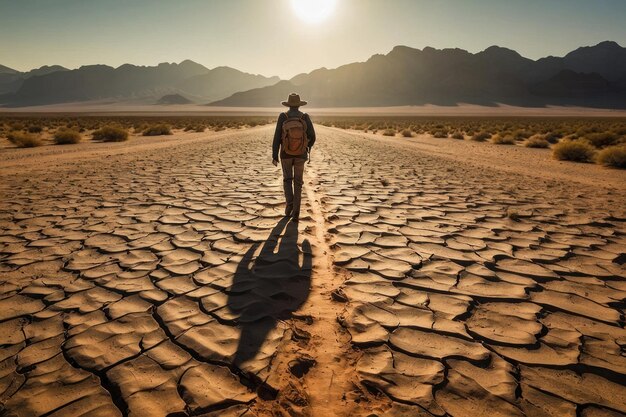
[2,40,625,80]
[1,0,625,79]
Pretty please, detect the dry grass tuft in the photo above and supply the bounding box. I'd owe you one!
[143,124,172,136]
[54,129,81,145]
[93,126,129,142]
[471,131,491,142]
[553,140,595,162]
[525,135,550,148]
[596,145,626,168]
[7,131,43,148]
[401,129,413,137]
[584,132,622,149]
[491,134,516,145]
[542,132,561,144]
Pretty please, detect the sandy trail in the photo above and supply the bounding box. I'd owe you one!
[298,168,358,415]
[0,125,625,417]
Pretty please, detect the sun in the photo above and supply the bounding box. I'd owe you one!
[290,0,337,24]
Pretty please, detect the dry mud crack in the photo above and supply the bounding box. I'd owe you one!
[0,125,625,417]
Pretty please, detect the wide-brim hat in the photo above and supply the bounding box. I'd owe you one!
[282,93,307,107]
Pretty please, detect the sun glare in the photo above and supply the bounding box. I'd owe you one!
[290,0,337,24]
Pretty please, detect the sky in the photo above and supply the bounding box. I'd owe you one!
[1,0,625,79]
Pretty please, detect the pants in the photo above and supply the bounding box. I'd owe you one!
[281,157,305,216]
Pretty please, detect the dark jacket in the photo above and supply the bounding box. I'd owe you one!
[272,108,316,160]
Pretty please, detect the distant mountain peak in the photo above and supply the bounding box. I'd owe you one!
[389,45,419,54]
[568,40,625,56]
[156,93,192,105]
[481,45,522,56]
[178,59,209,71]
[117,63,137,70]
[35,65,67,71]
[25,65,68,79]
[79,64,114,70]
[595,40,622,49]
[0,64,19,74]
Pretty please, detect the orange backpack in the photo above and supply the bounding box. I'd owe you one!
[281,112,308,155]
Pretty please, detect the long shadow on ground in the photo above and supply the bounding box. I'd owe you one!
[229,218,312,368]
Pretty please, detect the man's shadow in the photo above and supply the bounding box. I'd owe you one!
[229,217,312,369]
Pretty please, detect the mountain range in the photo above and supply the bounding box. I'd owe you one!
[210,41,626,108]
[1,41,625,108]
[0,65,70,97]
[0,61,279,106]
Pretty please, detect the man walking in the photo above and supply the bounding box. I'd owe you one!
[272,93,316,222]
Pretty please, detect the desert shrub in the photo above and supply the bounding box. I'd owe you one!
[525,135,550,148]
[451,132,464,140]
[596,145,626,168]
[401,129,413,137]
[433,131,448,138]
[553,140,595,162]
[585,132,620,149]
[54,129,81,145]
[7,131,43,147]
[28,125,43,133]
[542,132,561,143]
[143,124,172,136]
[92,126,128,142]
[382,129,396,136]
[575,126,600,138]
[183,125,205,132]
[491,134,516,145]
[133,125,147,134]
[471,131,491,142]
[512,129,532,139]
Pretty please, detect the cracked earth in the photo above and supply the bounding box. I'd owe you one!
[0,125,625,417]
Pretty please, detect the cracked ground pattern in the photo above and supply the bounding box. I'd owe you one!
[1,125,625,417]
[311,128,626,417]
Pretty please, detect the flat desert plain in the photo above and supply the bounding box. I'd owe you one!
[1,123,625,417]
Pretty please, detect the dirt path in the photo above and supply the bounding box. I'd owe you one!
[297,165,359,416]
[0,125,625,417]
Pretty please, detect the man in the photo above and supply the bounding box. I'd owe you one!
[272,93,316,223]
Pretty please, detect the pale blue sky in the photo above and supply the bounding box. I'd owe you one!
[1,0,625,78]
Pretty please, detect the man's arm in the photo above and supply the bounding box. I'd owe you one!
[272,113,285,161]
[305,113,316,148]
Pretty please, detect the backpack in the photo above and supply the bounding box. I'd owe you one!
[281,112,308,156]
